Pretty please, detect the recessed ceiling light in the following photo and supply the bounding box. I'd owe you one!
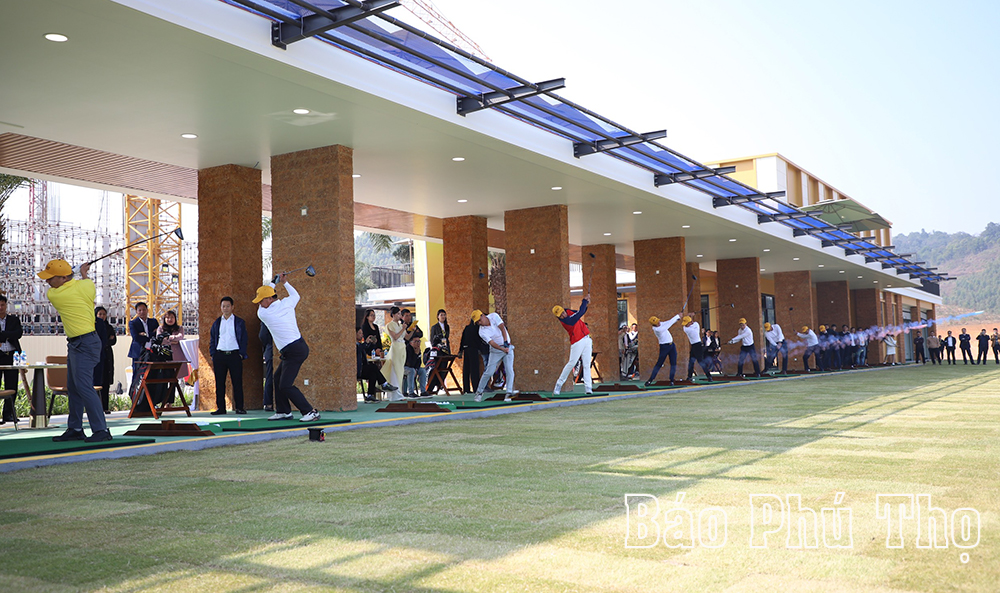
[858,276,863,279]
[457,199,468,203]
[729,238,737,242]
[696,254,704,258]
[352,174,361,178]
[793,257,800,261]
[632,211,642,215]
[763,249,771,252]
[180,133,197,139]
[44,33,68,42]
[682,225,691,229]
[760,268,766,272]
[839,270,845,274]
[452,157,465,162]
[603,232,612,236]
[551,186,562,190]
[293,108,310,115]
[873,280,879,283]
[818,264,824,268]
[887,284,892,287]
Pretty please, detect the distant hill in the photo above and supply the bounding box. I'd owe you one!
[894,223,1000,314]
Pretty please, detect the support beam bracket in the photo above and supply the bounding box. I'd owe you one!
[457,78,566,116]
[712,191,786,208]
[272,0,399,49]
[655,166,736,187]
[574,130,667,158]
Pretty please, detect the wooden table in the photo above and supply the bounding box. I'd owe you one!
[128,361,192,419]
[0,363,67,428]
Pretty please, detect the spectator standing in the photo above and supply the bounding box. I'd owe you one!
[944,331,957,365]
[157,310,190,380]
[459,315,485,393]
[959,328,974,364]
[0,296,22,424]
[913,332,926,365]
[260,322,274,412]
[208,297,247,415]
[976,329,990,365]
[992,329,1000,365]
[927,333,942,364]
[128,302,158,377]
[384,307,406,402]
[93,306,116,412]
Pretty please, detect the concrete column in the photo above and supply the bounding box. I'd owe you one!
[504,205,569,392]
[634,237,687,379]
[816,281,852,328]
[582,244,618,385]
[270,145,356,411]
[852,288,884,365]
[197,165,264,411]
[442,216,490,321]
[774,270,815,365]
[717,257,762,375]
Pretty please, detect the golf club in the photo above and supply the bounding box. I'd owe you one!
[698,302,735,313]
[273,264,316,284]
[681,274,698,313]
[585,252,596,296]
[87,227,184,265]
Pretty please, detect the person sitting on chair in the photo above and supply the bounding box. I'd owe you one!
[356,328,395,402]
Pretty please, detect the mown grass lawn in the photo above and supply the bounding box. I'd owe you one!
[1,364,997,592]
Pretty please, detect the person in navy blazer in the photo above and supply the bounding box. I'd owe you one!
[0,295,23,424]
[128,302,159,375]
[209,296,249,414]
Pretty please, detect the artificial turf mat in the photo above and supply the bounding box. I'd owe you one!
[216,418,351,432]
[0,436,156,459]
[452,400,532,409]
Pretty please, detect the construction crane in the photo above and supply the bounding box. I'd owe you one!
[124,195,183,324]
[399,0,489,60]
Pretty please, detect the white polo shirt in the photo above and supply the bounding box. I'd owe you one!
[652,315,680,345]
[478,312,508,348]
[257,281,302,351]
[765,324,784,346]
[797,330,819,347]
[682,321,701,345]
[730,326,754,346]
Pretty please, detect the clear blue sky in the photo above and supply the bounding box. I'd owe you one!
[432,0,1000,235]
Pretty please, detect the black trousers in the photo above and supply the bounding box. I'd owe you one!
[274,338,313,415]
[960,345,973,363]
[262,343,274,407]
[914,348,926,364]
[764,341,788,374]
[0,351,16,422]
[686,343,712,380]
[462,349,483,393]
[360,363,387,395]
[803,345,819,371]
[994,345,1000,364]
[929,347,941,364]
[946,347,957,364]
[212,351,244,411]
[737,345,760,376]
[977,347,988,365]
[649,342,678,382]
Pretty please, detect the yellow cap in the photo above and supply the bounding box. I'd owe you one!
[764,322,772,330]
[819,325,826,332]
[738,317,747,324]
[252,285,276,304]
[471,309,483,323]
[682,316,692,325]
[801,325,809,333]
[37,259,72,279]
[552,305,565,318]
[649,316,660,325]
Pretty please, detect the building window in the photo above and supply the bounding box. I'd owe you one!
[701,295,710,330]
[761,294,775,325]
[617,299,629,328]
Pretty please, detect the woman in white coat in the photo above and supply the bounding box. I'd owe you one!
[882,334,897,366]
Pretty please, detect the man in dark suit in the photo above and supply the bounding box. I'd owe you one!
[912,332,926,364]
[959,328,974,364]
[0,295,23,424]
[208,296,248,415]
[128,302,159,376]
[459,316,486,393]
[944,331,957,365]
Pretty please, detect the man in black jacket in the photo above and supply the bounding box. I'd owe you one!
[912,332,926,365]
[0,296,22,424]
[260,322,274,411]
[959,328,974,364]
[976,329,990,365]
[208,296,248,415]
[944,331,957,364]
[459,316,487,393]
[128,302,159,376]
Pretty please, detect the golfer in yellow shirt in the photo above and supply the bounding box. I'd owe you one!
[38,259,110,442]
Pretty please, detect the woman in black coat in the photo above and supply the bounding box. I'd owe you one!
[94,306,118,412]
[459,317,486,393]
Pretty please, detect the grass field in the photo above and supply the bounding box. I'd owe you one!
[1,364,997,592]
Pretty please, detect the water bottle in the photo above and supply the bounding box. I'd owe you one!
[14,351,23,366]
[19,351,26,366]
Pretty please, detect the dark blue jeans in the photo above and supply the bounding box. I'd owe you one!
[649,342,677,382]
[274,338,313,415]
[67,332,107,432]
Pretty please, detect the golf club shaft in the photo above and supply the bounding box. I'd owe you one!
[87,229,177,265]
[681,275,698,313]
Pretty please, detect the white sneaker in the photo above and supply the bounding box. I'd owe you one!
[504,395,513,402]
[300,410,321,422]
[267,413,293,421]
[474,393,483,402]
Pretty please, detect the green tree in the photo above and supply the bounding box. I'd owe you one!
[0,174,30,252]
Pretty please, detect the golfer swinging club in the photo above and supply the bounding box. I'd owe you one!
[253,275,320,422]
[552,294,593,395]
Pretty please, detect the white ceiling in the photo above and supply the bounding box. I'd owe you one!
[0,0,924,290]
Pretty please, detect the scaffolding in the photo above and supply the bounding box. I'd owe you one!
[125,195,183,325]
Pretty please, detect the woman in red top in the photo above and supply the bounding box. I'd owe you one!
[552,296,592,395]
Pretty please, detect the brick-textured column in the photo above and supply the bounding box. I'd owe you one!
[197,165,264,411]
[686,263,702,314]
[816,281,852,327]
[717,257,762,375]
[443,216,490,320]
[852,288,884,365]
[505,205,569,392]
[583,244,618,385]
[774,271,815,365]
[634,237,687,379]
[271,145,356,411]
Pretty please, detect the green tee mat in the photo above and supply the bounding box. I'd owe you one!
[214,418,351,432]
[452,400,530,409]
[0,436,156,460]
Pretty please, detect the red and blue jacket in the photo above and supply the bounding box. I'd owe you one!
[559,299,590,344]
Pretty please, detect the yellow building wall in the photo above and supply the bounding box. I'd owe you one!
[413,240,445,348]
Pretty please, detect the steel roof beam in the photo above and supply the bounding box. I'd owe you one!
[655,166,735,187]
[457,78,566,116]
[757,210,813,224]
[574,130,667,158]
[793,223,854,237]
[712,191,785,208]
[272,0,399,49]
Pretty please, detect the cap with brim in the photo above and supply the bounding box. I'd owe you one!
[471,309,483,323]
[764,322,772,330]
[801,326,809,333]
[819,325,826,332]
[649,316,660,325]
[738,317,747,324]
[552,305,565,318]
[682,316,692,325]
[252,285,276,304]
[38,259,72,279]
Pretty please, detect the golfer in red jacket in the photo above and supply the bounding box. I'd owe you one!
[552,295,593,395]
